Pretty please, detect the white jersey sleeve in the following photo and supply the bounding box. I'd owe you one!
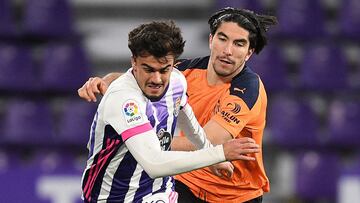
[102,90,152,141]
[125,129,225,179]
[177,104,212,149]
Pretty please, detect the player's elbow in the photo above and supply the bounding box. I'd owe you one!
[140,160,166,179]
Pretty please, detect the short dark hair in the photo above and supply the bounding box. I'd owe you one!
[128,20,185,59]
[208,7,278,54]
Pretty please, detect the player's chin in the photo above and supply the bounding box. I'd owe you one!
[144,90,164,100]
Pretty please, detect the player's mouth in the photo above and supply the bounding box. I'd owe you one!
[218,57,234,65]
[147,84,162,89]
[147,84,163,93]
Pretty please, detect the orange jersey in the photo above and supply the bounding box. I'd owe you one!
[175,56,269,202]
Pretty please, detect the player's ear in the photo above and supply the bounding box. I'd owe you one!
[245,48,254,62]
[131,56,137,71]
[209,34,213,50]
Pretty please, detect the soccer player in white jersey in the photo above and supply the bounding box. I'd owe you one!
[80,21,260,203]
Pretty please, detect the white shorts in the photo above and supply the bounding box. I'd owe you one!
[142,191,178,203]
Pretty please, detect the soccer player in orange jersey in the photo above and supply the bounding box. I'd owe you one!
[78,7,277,203]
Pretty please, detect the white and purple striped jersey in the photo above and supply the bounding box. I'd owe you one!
[81,68,187,202]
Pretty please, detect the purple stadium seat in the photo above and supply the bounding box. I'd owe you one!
[3,99,55,145]
[247,45,288,91]
[338,0,360,38]
[267,96,319,149]
[0,119,3,145]
[349,65,360,90]
[275,0,326,38]
[23,0,74,38]
[327,99,360,147]
[215,0,263,12]
[295,151,340,201]
[56,99,96,145]
[299,44,348,91]
[30,150,84,174]
[40,43,91,92]
[0,0,16,37]
[0,44,38,91]
[0,150,20,172]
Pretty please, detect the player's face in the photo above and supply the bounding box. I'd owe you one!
[209,22,254,78]
[132,54,174,100]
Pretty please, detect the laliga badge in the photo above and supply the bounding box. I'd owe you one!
[122,100,143,126]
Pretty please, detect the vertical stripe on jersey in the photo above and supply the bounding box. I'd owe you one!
[82,125,122,202]
[107,151,139,201]
[88,112,98,158]
[97,145,125,200]
[83,139,120,201]
[152,178,163,194]
[133,170,155,202]
[165,84,175,136]
[152,97,170,134]
[124,163,145,202]
[146,102,156,127]
[163,176,175,194]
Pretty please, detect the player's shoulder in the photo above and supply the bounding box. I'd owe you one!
[174,56,209,71]
[171,67,184,78]
[170,68,188,90]
[229,65,261,110]
[106,70,142,97]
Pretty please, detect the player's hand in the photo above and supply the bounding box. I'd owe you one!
[77,77,108,102]
[222,137,260,161]
[209,161,234,180]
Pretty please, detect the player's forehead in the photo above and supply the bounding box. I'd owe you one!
[135,54,175,70]
[215,22,250,41]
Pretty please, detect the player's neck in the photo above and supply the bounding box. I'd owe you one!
[206,65,242,86]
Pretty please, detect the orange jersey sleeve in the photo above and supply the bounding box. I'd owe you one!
[212,89,265,139]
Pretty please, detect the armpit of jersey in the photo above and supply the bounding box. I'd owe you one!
[229,66,260,110]
[174,56,209,71]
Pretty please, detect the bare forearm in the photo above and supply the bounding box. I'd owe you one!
[102,72,122,85]
[171,136,197,151]
[171,119,233,151]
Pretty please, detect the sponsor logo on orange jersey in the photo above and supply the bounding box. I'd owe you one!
[220,110,240,124]
[234,87,246,94]
[226,102,241,114]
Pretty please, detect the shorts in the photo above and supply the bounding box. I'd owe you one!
[142,191,178,203]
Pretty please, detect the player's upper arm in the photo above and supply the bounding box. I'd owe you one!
[203,119,233,145]
[102,89,149,139]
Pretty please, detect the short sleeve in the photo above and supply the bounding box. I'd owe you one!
[212,95,259,138]
[103,91,152,141]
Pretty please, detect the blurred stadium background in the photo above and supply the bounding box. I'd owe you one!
[0,0,359,202]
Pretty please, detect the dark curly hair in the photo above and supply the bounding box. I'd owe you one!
[208,7,278,54]
[128,20,185,59]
